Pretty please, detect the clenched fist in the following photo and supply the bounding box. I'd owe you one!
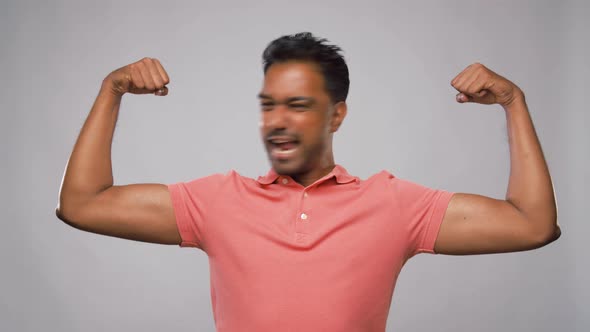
[451,63,524,108]
[105,57,170,97]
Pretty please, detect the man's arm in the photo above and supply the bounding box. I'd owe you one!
[56,58,181,245]
[434,63,560,255]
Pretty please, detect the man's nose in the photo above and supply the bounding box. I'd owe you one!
[263,105,290,129]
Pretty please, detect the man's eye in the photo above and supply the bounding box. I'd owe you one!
[260,103,274,110]
[290,104,309,110]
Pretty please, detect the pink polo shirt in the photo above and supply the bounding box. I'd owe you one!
[168,165,454,332]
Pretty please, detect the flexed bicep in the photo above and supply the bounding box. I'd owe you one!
[57,183,181,245]
[434,193,559,255]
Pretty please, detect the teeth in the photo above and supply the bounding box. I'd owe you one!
[272,147,297,156]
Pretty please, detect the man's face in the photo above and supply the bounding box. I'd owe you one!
[259,61,339,176]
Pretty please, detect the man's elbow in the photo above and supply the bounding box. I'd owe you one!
[529,222,561,249]
[546,224,562,243]
[55,203,76,228]
[55,198,87,230]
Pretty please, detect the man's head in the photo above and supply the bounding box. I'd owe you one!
[259,32,349,179]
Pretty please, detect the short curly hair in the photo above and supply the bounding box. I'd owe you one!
[262,32,350,103]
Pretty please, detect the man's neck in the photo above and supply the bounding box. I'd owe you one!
[290,163,336,187]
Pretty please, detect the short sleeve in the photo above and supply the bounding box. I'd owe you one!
[390,177,454,256]
[167,173,225,250]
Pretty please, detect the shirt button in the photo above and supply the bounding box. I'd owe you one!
[303,192,308,198]
[281,178,289,185]
[300,213,308,220]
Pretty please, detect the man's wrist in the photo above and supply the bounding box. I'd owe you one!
[502,89,526,112]
[100,76,125,99]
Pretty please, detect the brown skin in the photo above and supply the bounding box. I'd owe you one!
[56,58,559,255]
[258,61,347,187]
[435,63,560,254]
[56,58,181,244]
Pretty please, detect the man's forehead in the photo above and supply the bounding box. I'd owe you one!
[260,62,326,99]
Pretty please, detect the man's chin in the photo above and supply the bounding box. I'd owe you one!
[270,158,305,176]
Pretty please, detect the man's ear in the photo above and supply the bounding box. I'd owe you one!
[330,101,348,133]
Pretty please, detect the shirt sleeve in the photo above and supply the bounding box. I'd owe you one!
[390,177,454,256]
[167,173,225,250]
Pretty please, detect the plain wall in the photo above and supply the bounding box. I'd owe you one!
[1,0,588,331]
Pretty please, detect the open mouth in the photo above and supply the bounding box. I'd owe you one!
[268,137,300,160]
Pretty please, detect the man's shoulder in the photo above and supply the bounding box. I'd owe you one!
[183,169,256,185]
[168,170,261,201]
[359,169,397,184]
[357,169,434,194]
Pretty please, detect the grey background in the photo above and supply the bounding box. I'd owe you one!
[2,0,588,331]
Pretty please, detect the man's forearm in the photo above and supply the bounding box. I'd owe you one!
[503,95,559,238]
[57,80,121,215]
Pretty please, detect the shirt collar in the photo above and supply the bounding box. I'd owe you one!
[256,164,358,185]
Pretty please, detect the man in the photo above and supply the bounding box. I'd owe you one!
[56,32,560,331]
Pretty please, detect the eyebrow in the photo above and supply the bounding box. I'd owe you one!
[257,93,315,104]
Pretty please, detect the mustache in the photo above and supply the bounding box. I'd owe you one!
[265,129,300,141]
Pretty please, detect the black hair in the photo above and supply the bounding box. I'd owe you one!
[262,32,349,103]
